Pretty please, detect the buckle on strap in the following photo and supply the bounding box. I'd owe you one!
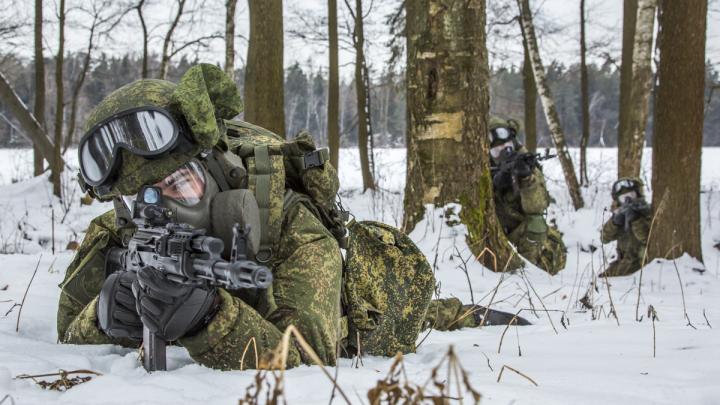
[301,148,329,170]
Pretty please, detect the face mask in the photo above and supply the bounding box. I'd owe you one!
[490,141,515,159]
[617,191,638,204]
[123,160,260,259]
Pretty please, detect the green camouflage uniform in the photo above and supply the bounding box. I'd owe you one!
[600,179,651,277]
[489,118,566,275]
[57,64,487,371]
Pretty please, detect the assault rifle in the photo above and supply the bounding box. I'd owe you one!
[616,198,651,231]
[491,149,557,194]
[106,186,272,372]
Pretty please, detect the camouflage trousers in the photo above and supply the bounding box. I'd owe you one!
[601,257,642,277]
[509,220,567,275]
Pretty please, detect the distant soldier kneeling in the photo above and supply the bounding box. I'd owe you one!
[600,178,652,277]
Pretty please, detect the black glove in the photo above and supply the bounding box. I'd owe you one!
[97,271,143,340]
[611,210,626,227]
[132,268,219,341]
[514,158,533,179]
[492,167,513,190]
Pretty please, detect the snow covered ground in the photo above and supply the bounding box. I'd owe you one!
[0,147,718,405]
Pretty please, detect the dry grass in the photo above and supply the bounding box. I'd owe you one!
[14,369,101,391]
[367,346,481,405]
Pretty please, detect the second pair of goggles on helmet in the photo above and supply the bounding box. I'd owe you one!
[612,178,639,195]
[489,126,516,145]
[79,107,182,186]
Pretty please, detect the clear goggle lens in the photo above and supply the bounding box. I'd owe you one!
[121,160,206,211]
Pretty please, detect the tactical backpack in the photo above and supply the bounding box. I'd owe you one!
[216,120,435,355]
[215,119,348,263]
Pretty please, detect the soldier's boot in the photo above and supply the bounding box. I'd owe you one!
[599,258,641,277]
[424,298,530,331]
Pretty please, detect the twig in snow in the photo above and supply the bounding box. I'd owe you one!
[671,258,696,329]
[496,365,538,386]
[239,337,258,371]
[497,308,566,354]
[454,245,475,304]
[647,305,658,358]
[15,369,101,391]
[521,271,558,334]
[703,309,712,328]
[636,192,668,321]
[16,255,46,332]
[3,303,19,317]
[0,394,14,405]
[481,352,494,372]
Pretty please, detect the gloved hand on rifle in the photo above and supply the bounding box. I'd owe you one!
[492,148,533,191]
[97,271,143,340]
[132,268,221,341]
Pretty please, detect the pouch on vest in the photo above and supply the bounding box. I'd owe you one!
[342,221,434,356]
[224,120,348,257]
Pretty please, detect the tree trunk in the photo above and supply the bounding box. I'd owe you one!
[327,0,340,169]
[622,0,657,179]
[225,0,238,80]
[244,0,286,136]
[351,0,375,191]
[618,0,638,177]
[158,0,186,80]
[648,0,706,262]
[33,0,45,176]
[521,35,537,153]
[0,72,62,169]
[64,24,96,152]
[403,0,521,271]
[579,0,590,186]
[517,0,584,210]
[136,0,149,78]
[51,0,65,197]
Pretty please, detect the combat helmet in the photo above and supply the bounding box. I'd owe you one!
[488,116,521,147]
[78,64,243,201]
[611,177,645,202]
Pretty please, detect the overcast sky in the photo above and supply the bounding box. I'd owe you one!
[4,0,720,79]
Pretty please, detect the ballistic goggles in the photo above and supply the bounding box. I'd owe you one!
[612,179,639,195]
[489,127,516,145]
[122,160,206,210]
[79,107,182,187]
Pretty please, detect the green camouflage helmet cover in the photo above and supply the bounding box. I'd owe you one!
[488,116,521,147]
[611,177,646,201]
[81,64,243,200]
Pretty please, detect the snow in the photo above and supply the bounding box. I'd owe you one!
[0,147,719,405]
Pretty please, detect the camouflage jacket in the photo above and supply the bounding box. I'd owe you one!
[601,207,650,261]
[493,166,551,236]
[58,197,343,370]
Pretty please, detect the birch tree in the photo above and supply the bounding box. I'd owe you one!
[517,0,584,209]
[404,0,521,270]
[620,0,657,178]
[225,0,238,79]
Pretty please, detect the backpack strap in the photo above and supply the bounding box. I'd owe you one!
[253,145,274,262]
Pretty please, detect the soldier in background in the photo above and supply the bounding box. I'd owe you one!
[600,178,651,277]
[489,117,567,275]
